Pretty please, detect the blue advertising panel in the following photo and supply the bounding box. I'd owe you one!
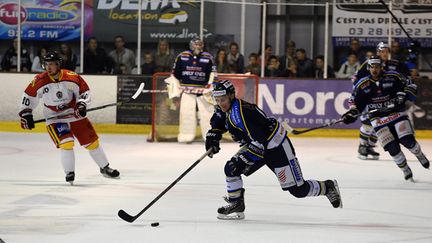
[258,79,358,129]
[0,0,93,41]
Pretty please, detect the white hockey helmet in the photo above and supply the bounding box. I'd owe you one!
[376,42,389,53]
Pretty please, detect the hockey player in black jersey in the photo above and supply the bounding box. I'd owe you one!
[343,57,430,181]
[351,42,410,160]
[205,80,342,220]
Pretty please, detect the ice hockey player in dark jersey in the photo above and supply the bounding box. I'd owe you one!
[351,42,410,160]
[167,38,217,143]
[205,80,342,220]
[18,52,119,185]
[342,56,430,181]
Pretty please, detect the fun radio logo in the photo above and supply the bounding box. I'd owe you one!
[0,3,76,25]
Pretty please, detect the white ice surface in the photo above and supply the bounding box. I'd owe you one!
[1,132,432,243]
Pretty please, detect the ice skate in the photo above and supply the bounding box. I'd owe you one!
[324,180,343,208]
[402,166,414,182]
[65,172,75,186]
[358,144,379,160]
[100,164,120,179]
[416,152,430,169]
[217,189,245,220]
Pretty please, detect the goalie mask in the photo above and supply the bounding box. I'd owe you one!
[212,80,235,98]
[189,38,204,54]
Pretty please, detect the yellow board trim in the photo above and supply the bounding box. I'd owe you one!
[1,122,432,139]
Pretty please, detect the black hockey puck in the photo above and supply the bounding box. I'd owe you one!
[151,222,159,227]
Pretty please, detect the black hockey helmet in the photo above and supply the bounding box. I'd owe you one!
[367,55,382,67]
[212,79,235,97]
[42,51,62,68]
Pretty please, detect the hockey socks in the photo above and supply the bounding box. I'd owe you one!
[393,151,413,181]
[408,142,430,169]
[60,149,75,174]
[88,146,109,169]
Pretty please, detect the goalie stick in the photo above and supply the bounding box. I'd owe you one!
[118,148,213,223]
[282,104,395,135]
[34,82,145,124]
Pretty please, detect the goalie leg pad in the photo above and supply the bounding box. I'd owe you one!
[196,95,215,141]
[178,93,197,143]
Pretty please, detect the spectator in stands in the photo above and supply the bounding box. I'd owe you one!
[336,52,360,79]
[59,43,78,71]
[84,37,113,74]
[265,55,283,77]
[155,39,175,72]
[258,44,272,67]
[215,49,230,73]
[279,40,297,76]
[226,42,245,73]
[140,52,156,75]
[340,38,366,65]
[295,48,314,78]
[245,53,260,76]
[31,47,49,72]
[1,38,32,72]
[365,50,374,60]
[391,40,405,61]
[109,35,136,74]
[314,55,335,79]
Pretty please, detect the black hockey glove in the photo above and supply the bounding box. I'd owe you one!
[19,109,34,130]
[238,141,265,166]
[75,102,87,118]
[395,92,407,108]
[205,129,222,157]
[342,108,359,124]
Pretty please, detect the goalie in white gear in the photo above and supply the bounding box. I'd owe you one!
[18,52,120,185]
[168,38,217,143]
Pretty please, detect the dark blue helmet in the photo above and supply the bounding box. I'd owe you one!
[212,80,235,97]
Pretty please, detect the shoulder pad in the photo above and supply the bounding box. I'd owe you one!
[355,77,372,90]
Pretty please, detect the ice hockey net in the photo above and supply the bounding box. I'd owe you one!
[148,72,259,142]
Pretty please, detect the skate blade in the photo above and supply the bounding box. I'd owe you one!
[357,155,367,160]
[357,155,379,160]
[217,212,245,220]
[332,180,343,209]
[405,177,415,183]
[102,174,120,179]
[68,181,74,186]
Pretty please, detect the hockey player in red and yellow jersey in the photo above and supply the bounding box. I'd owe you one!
[18,52,119,185]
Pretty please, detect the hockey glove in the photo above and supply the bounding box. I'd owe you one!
[342,108,359,124]
[206,129,222,157]
[19,109,34,130]
[395,92,407,108]
[75,102,87,118]
[238,141,265,166]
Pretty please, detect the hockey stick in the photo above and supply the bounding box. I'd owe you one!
[282,104,396,135]
[34,82,145,124]
[118,148,213,223]
[378,0,432,69]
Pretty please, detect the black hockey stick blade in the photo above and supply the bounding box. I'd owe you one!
[118,209,136,223]
[117,149,213,223]
[34,82,145,124]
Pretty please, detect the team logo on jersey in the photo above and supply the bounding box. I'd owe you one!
[56,91,63,99]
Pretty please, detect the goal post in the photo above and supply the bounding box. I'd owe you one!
[148,72,259,142]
